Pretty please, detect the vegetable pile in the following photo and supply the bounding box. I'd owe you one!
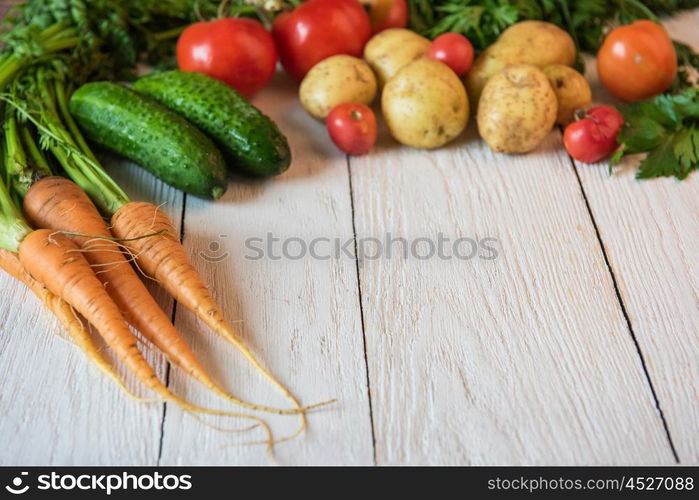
[0,0,698,462]
[0,0,327,460]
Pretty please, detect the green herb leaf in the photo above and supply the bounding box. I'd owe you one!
[616,88,699,180]
[636,136,682,179]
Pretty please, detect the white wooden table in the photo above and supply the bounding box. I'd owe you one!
[0,7,697,466]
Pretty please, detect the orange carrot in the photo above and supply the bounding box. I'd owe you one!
[18,229,274,441]
[4,243,276,455]
[110,202,331,426]
[0,248,127,390]
[24,176,312,416]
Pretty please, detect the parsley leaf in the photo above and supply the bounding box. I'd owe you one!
[615,88,699,180]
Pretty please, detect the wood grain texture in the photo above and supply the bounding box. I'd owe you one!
[0,162,181,465]
[570,10,699,464]
[157,73,374,465]
[349,126,676,464]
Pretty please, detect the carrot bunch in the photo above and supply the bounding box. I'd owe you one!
[0,75,340,458]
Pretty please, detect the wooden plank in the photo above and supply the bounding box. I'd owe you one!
[571,10,699,463]
[350,124,677,464]
[0,162,180,465]
[157,73,374,465]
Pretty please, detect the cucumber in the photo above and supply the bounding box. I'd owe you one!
[69,82,228,199]
[133,71,291,177]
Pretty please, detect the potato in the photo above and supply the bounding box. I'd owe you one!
[464,48,511,111]
[382,59,468,149]
[477,64,557,154]
[465,21,576,109]
[542,65,591,125]
[495,21,576,67]
[299,55,377,120]
[364,28,431,89]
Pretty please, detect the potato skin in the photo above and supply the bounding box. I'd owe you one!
[495,21,576,67]
[542,65,591,125]
[299,55,377,120]
[465,21,576,109]
[382,59,469,149]
[364,28,431,89]
[477,64,557,154]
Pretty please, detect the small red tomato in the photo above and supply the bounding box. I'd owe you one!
[362,0,409,34]
[177,18,277,97]
[327,103,377,155]
[563,106,625,164]
[427,33,474,76]
[273,0,372,81]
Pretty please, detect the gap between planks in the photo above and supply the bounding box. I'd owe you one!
[346,155,378,465]
[156,192,188,465]
[568,157,680,463]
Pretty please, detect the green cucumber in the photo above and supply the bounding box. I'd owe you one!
[69,82,228,199]
[133,71,291,177]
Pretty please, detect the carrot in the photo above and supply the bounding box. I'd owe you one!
[24,176,312,415]
[110,202,333,425]
[18,229,275,443]
[0,248,128,391]
[3,243,275,455]
[0,113,278,457]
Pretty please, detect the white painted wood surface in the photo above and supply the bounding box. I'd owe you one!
[0,3,697,465]
[350,130,674,465]
[158,74,373,466]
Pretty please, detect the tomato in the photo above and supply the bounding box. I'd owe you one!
[177,18,277,97]
[362,0,408,34]
[597,20,677,102]
[427,33,474,76]
[273,0,372,81]
[327,103,377,155]
[563,106,625,164]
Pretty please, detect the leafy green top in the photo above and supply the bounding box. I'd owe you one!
[408,1,699,51]
[613,88,699,179]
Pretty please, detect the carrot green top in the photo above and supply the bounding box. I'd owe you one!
[1,67,131,216]
[0,171,31,253]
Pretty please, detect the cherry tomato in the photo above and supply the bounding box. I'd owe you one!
[177,18,277,97]
[273,0,372,81]
[597,20,677,102]
[327,103,377,155]
[362,0,409,34]
[563,106,625,164]
[427,33,474,76]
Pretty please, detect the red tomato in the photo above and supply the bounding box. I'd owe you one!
[597,20,677,102]
[427,33,474,76]
[177,18,277,97]
[327,103,377,155]
[362,0,409,34]
[273,0,372,81]
[563,106,624,164]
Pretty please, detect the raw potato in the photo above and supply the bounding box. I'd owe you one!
[542,65,591,125]
[495,21,577,66]
[364,28,431,89]
[299,55,377,120]
[477,64,557,154]
[465,21,576,109]
[382,59,468,149]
